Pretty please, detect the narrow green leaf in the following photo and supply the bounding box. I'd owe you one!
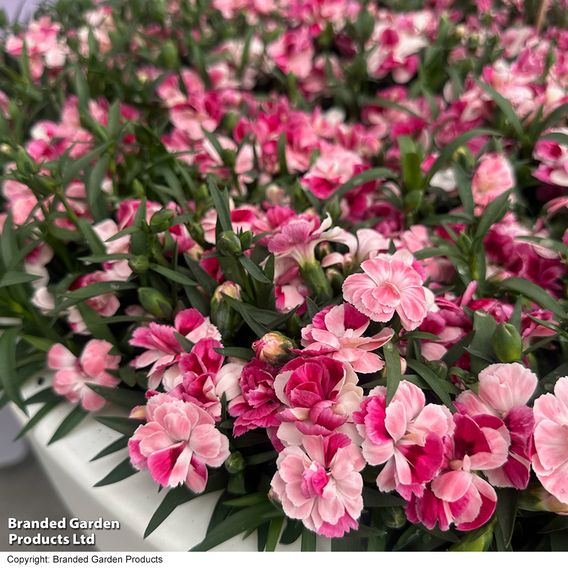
[239,255,271,284]
[48,405,88,444]
[215,346,254,360]
[94,457,137,487]
[333,167,396,201]
[87,155,110,222]
[541,131,568,146]
[406,358,455,410]
[279,520,302,545]
[207,177,232,233]
[301,527,317,551]
[495,488,517,548]
[149,264,197,287]
[90,435,129,461]
[384,342,401,404]
[265,517,284,552]
[15,400,62,440]
[191,502,279,551]
[54,281,136,312]
[500,277,567,319]
[0,272,41,288]
[475,190,512,239]
[86,384,146,409]
[21,335,55,352]
[476,80,524,137]
[96,416,145,436]
[0,328,26,412]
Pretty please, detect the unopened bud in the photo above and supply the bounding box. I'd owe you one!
[129,255,150,274]
[492,323,522,363]
[150,209,175,233]
[383,507,406,529]
[160,40,179,69]
[404,190,423,211]
[212,281,241,304]
[518,484,568,515]
[449,520,495,551]
[252,332,295,366]
[15,147,38,175]
[217,230,242,256]
[211,281,242,338]
[138,287,172,318]
[225,451,246,474]
[132,179,145,198]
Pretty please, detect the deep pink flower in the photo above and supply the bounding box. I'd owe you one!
[130,308,221,389]
[128,393,230,492]
[532,377,568,504]
[534,130,568,187]
[274,355,363,433]
[471,153,515,206]
[229,358,282,436]
[270,432,365,537]
[406,413,510,531]
[456,363,537,489]
[342,252,429,330]
[301,303,394,373]
[267,28,314,80]
[48,340,120,411]
[354,381,453,499]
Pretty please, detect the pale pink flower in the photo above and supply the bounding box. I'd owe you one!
[270,432,365,537]
[268,214,347,266]
[456,363,537,490]
[47,340,120,411]
[274,355,363,434]
[406,413,510,531]
[342,251,429,330]
[93,219,132,281]
[301,145,364,199]
[130,308,221,389]
[267,28,314,80]
[354,381,453,499]
[301,303,394,373]
[128,393,230,492]
[321,228,389,268]
[471,153,515,206]
[69,272,120,317]
[532,377,568,504]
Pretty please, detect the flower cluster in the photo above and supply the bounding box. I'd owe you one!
[2,0,568,552]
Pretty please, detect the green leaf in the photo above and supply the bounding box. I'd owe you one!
[21,335,56,352]
[1,212,16,268]
[406,358,455,410]
[475,190,512,239]
[265,517,284,552]
[86,156,110,222]
[77,217,107,256]
[384,342,401,404]
[277,133,288,175]
[215,346,254,360]
[476,80,524,137]
[469,311,498,374]
[86,384,146,409]
[76,303,116,344]
[90,435,129,461]
[538,103,568,133]
[207,176,232,233]
[239,255,271,284]
[500,277,567,319]
[333,167,396,202]
[96,416,145,436]
[0,328,26,412]
[301,527,317,551]
[24,387,60,405]
[55,281,136,312]
[454,164,474,218]
[191,501,280,551]
[495,488,517,548]
[223,493,267,507]
[0,272,41,288]
[541,131,568,146]
[149,264,197,287]
[15,400,62,440]
[48,405,88,444]
[94,458,137,487]
[280,520,303,545]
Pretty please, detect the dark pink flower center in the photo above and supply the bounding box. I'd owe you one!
[301,462,329,498]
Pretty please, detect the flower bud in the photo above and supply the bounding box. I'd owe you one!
[300,261,333,302]
[211,281,242,338]
[160,40,179,69]
[383,507,406,529]
[217,230,242,256]
[492,323,522,363]
[252,332,295,366]
[404,190,423,211]
[15,147,38,175]
[138,287,172,319]
[225,451,246,474]
[518,484,568,515]
[132,179,145,198]
[150,208,176,233]
[129,255,150,274]
[326,267,344,294]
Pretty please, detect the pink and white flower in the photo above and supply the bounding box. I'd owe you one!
[47,340,120,411]
[342,251,430,330]
[406,413,510,531]
[130,308,221,389]
[354,381,453,499]
[128,393,230,492]
[532,376,568,504]
[471,153,515,207]
[274,355,363,433]
[301,303,394,373]
[270,432,365,537]
[456,363,537,489]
